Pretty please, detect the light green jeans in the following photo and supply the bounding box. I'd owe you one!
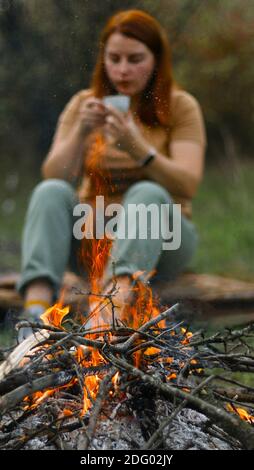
[17,179,198,296]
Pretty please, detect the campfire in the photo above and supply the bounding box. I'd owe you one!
[1,134,254,450]
[1,283,254,450]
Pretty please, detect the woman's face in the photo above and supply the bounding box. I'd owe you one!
[104,32,156,97]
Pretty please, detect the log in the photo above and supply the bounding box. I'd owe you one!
[0,330,50,381]
[0,271,254,322]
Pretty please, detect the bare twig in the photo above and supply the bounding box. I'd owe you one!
[78,368,117,450]
[114,303,180,353]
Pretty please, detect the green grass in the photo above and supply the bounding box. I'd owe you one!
[191,159,254,281]
[0,169,39,272]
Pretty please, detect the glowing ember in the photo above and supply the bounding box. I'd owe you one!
[62,408,73,417]
[181,329,193,345]
[144,347,161,356]
[158,356,174,364]
[166,373,177,381]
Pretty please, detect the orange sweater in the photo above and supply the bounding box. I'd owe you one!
[54,87,206,219]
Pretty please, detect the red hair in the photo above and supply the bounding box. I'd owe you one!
[91,10,174,127]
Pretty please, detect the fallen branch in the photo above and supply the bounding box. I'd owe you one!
[0,370,75,415]
[0,330,50,380]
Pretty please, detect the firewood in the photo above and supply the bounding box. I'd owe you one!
[1,302,254,450]
[0,330,50,380]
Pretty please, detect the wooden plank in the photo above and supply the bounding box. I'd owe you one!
[151,273,254,302]
[0,273,20,289]
[0,330,50,380]
[0,288,23,309]
[0,271,254,321]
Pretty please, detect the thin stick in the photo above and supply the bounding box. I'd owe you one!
[114,303,180,353]
[78,368,117,450]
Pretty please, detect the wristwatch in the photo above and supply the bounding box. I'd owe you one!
[139,147,157,167]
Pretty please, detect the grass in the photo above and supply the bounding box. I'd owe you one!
[0,168,39,272]
[192,159,254,280]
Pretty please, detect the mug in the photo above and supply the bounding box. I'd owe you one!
[103,95,130,113]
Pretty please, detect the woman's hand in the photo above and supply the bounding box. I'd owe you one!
[103,105,149,161]
[78,97,108,136]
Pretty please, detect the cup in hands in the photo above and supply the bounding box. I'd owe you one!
[103,95,130,114]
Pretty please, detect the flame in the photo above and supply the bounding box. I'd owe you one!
[181,329,193,345]
[82,375,101,415]
[226,404,254,424]
[23,377,78,411]
[158,356,174,364]
[112,371,120,388]
[144,347,161,356]
[78,132,166,337]
[166,372,177,381]
[78,132,114,329]
[75,343,107,415]
[62,408,73,417]
[126,278,162,368]
[40,303,69,328]
[23,390,55,410]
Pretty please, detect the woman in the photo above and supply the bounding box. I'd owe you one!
[17,10,206,340]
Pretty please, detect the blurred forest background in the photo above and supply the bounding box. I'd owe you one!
[0,0,253,279]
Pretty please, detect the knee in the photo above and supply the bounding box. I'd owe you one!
[31,179,75,205]
[124,180,172,205]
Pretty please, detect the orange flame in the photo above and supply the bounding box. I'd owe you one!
[81,375,101,415]
[40,303,69,328]
[181,328,193,345]
[112,371,120,387]
[23,377,77,410]
[23,390,55,410]
[62,408,73,417]
[166,372,177,381]
[226,404,254,424]
[144,347,161,356]
[79,132,114,328]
